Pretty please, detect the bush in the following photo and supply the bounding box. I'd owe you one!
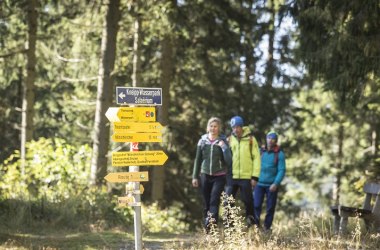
[0,137,133,232]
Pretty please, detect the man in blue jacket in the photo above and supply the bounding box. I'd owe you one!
[253,131,286,232]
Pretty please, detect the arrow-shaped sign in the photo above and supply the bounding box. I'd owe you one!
[104,171,149,183]
[118,196,141,207]
[116,87,162,106]
[112,151,168,167]
[125,183,144,194]
[112,132,162,142]
[105,107,156,123]
[113,122,163,133]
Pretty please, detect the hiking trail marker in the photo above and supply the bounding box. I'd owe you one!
[105,107,156,123]
[104,171,149,183]
[112,151,168,167]
[116,87,162,105]
[112,132,162,143]
[105,87,165,250]
[113,122,163,133]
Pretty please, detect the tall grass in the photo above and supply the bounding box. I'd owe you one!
[172,194,380,250]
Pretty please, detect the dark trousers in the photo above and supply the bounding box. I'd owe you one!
[224,178,254,218]
[200,174,226,227]
[253,185,278,230]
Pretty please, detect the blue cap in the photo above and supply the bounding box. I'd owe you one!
[266,131,278,141]
[230,116,244,128]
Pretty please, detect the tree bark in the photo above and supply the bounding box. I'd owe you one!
[265,0,276,86]
[90,0,121,186]
[152,34,173,202]
[132,14,142,87]
[333,123,344,204]
[21,0,38,173]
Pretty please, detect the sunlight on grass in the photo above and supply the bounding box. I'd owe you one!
[166,195,380,250]
[1,198,379,249]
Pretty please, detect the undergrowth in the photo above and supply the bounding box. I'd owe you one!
[174,193,380,250]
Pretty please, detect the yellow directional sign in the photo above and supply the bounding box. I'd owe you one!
[118,196,135,204]
[104,171,149,183]
[126,183,144,194]
[112,151,168,167]
[118,196,141,207]
[113,122,163,133]
[112,132,162,142]
[105,107,156,123]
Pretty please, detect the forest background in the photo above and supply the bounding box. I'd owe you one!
[0,0,379,240]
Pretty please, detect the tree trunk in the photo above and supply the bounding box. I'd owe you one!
[333,123,344,204]
[152,34,173,202]
[90,0,121,186]
[265,0,276,86]
[132,14,142,87]
[21,0,38,173]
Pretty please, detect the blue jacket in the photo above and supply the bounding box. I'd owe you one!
[258,146,286,186]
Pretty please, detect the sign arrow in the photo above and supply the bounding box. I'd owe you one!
[104,171,149,183]
[112,151,168,167]
[105,107,156,123]
[118,196,141,207]
[112,132,162,143]
[118,92,126,99]
[126,183,144,194]
[116,87,162,106]
[113,122,163,133]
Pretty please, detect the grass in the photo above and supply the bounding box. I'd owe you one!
[1,195,379,250]
[0,230,133,249]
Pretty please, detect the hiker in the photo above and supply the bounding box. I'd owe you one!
[192,117,232,232]
[225,116,261,228]
[253,131,286,232]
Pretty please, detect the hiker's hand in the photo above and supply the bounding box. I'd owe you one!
[251,179,257,187]
[218,140,225,148]
[192,179,199,187]
[269,184,277,192]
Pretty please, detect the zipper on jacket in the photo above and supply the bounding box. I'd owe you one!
[238,139,241,178]
[210,142,213,174]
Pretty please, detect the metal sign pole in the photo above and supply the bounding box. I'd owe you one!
[130,142,142,250]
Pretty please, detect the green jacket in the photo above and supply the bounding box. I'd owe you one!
[192,134,232,179]
[229,127,261,180]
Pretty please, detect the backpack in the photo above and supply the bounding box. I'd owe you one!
[260,145,282,165]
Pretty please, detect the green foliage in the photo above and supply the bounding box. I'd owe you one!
[142,202,189,233]
[0,137,91,201]
[0,138,133,231]
[295,0,380,105]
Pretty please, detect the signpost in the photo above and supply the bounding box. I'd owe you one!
[113,122,163,133]
[118,196,140,207]
[112,132,162,143]
[112,151,168,167]
[116,87,162,105]
[126,183,144,194]
[105,87,165,250]
[105,107,156,123]
[104,171,149,183]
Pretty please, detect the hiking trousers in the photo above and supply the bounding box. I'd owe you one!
[200,173,226,227]
[224,178,254,219]
[253,185,278,230]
